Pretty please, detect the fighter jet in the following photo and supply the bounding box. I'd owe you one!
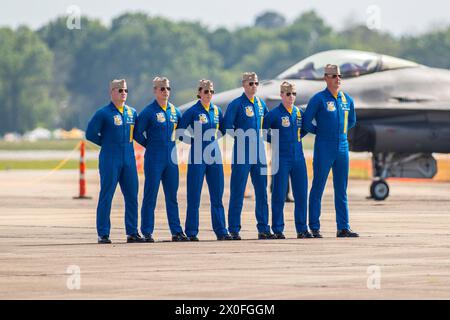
[180,49,450,200]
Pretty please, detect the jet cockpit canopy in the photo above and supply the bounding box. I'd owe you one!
[276,49,419,80]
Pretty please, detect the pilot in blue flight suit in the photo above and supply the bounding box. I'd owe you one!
[263,81,312,239]
[303,65,359,238]
[86,79,144,244]
[223,72,274,240]
[134,77,188,243]
[177,79,232,241]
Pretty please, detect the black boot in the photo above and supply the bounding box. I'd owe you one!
[127,233,145,243]
[230,232,241,240]
[258,232,276,240]
[172,232,189,242]
[337,229,359,238]
[311,230,323,238]
[297,231,313,239]
[98,235,112,244]
[217,234,233,241]
[143,234,155,243]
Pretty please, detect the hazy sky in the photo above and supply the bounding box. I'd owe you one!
[1,0,449,36]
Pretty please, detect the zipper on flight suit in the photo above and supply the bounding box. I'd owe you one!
[333,94,341,152]
[164,106,169,163]
[206,105,214,142]
[290,107,297,159]
[120,108,126,162]
[253,99,263,159]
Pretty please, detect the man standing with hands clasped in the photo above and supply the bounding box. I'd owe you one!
[303,64,359,238]
[86,79,144,244]
[223,72,274,240]
[134,77,188,243]
[177,79,231,241]
[264,81,311,239]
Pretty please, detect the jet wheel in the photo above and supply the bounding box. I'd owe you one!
[370,180,389,201]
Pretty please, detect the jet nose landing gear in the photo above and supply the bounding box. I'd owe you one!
[368,152,437,201]
[370,179,389,201]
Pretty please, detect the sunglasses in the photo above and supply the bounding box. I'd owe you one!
[248,82,259,86]
[202,89,214,94]
[160,87,171,92]
[327,74,342,79]
[286,92,297,97]
[118,88,128,93]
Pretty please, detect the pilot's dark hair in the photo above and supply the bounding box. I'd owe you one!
[197,87,202,99]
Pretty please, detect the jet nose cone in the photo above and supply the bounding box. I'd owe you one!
[212,87,243,107]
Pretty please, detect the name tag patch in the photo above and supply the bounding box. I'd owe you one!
[341,103,350,111]
[296,110,302,126]
[126,115,134,124]
[258,106,264,117]
[169,114,177,123]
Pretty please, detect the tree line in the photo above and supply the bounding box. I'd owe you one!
[0,10,449,134]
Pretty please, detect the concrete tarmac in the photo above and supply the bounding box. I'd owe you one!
[0,170,449,299]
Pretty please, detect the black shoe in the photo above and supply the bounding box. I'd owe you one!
[258,232,276,240]
[217,233,233,241]
[230,232,241,240]
[127,233,145,243]
[311,230,323,238]
[143,233,155,243]
[337,229,359,238]
[274,233,286,239]
[297,231,313,239]
[172,232,189,242]
[98,235,112,244]
[188,236,199,241]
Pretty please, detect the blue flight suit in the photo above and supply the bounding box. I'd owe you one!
[86,102,139,237]
[134,100,183,236]
[223,93,271,234]
[263,104,309,234]
[303,89,356,231]
[177,100,228,238]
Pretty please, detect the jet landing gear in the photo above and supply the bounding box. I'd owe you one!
[370,179,389,201]
[368,152,437,201]
[369,153,394,201]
